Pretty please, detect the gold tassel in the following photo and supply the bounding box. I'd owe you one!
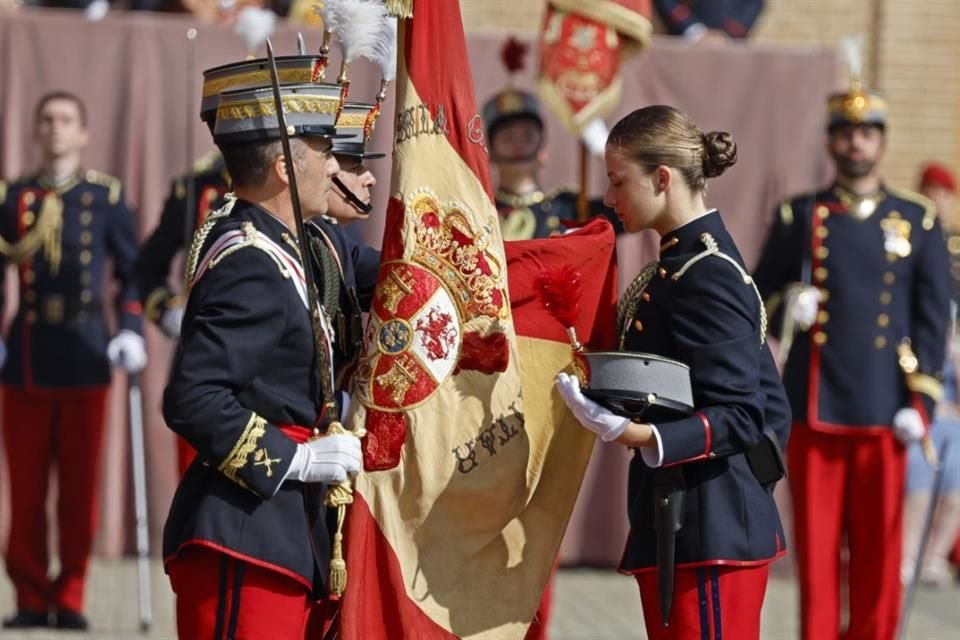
[385,0,413,18]
[327,509,348,596]
[322,420,364,597]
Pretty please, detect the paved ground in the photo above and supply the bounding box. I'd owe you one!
[0,560,958,639]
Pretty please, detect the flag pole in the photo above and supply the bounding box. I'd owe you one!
[577,141,589,222]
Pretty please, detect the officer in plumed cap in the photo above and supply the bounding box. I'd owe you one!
[754,36,951,640]
[160,54,364,638]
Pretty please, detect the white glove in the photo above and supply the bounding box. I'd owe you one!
[285,434,363,484]
[893,407,925,444]
[160,306,185,339]
[555,372,630,442]
[785,284,821,330]
[107,330,147,374]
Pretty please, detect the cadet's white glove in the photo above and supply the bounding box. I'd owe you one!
[107,330,147,373]
[893,407,925,444]
[285,434,363,484]
[0,338,6,370]
[555,372,630,442]
[785,284,821,330]
[160,306,185,339]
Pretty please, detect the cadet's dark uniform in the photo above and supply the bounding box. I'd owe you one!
[163,199,335,635]
[134,154,229,474]
[619,210,789,639]
[754,185,950,640]
[654,0,764,38]
[0,171,142,615]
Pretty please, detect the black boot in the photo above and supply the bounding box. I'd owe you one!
[2,609,50,628]
[55,609,89,631]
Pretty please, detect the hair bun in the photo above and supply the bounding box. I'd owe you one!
[702,131,737,178]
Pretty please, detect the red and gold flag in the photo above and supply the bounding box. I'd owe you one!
[340,3,619,637]
[538,0,653,134]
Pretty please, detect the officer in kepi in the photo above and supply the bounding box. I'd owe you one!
[160,54,363,638]
[482,37,619,241]
[0,90,146,631]
[753,43,951,640]
[306,100,383,388]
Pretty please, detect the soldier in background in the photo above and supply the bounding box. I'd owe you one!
[133,151,230,474]
[0,91,146,630]
[754,78,951,639]
[654,0,765,41]
[482,38,619,243]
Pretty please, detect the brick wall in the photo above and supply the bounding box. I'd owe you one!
[461,0,960,191]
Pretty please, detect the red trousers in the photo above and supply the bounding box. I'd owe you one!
[1,385,108,613]
[168,545,311,640]
[524,567,555,640]
[789,424,905,640]
[635,564,769,639]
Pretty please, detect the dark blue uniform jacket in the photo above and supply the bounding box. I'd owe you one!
[754,185,950,431]
[618,211,789,573]
[0,172,142,389]
[162,199,333,593]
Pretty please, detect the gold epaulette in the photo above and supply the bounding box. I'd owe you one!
[0,180,6,206]
[84,170,122,205]
[887,187,938,231]
[174,178,187,200]
[192,150,222,174]
[672,232,767,344]
[778,192,817,225]
[545,185,578,200]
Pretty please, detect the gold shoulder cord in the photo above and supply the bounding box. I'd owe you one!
[617,261,659,349]
[184,194,236,287]
[0,193,64,275]
[672,233,767,345]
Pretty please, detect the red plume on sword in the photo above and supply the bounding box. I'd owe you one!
[537,0,653,221]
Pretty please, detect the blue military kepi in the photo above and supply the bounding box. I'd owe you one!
[212,83,348,145]
[826,85,887,132]
[332,102,385,160]
[201,55,334,124]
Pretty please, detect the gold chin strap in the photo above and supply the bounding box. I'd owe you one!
[0,193,63,275]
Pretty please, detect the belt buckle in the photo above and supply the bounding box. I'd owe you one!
[42,295,65,324]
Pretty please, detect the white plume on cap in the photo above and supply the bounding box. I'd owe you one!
[325,0,387,64]
[234,7,278,53]
[839,35,864,82]
[371,16,398,83]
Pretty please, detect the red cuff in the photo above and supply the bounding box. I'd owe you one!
[123,301,144,316]
[670,5,692,22]
[724,19,747,38]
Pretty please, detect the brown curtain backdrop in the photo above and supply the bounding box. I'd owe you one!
[0,9,834,566]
